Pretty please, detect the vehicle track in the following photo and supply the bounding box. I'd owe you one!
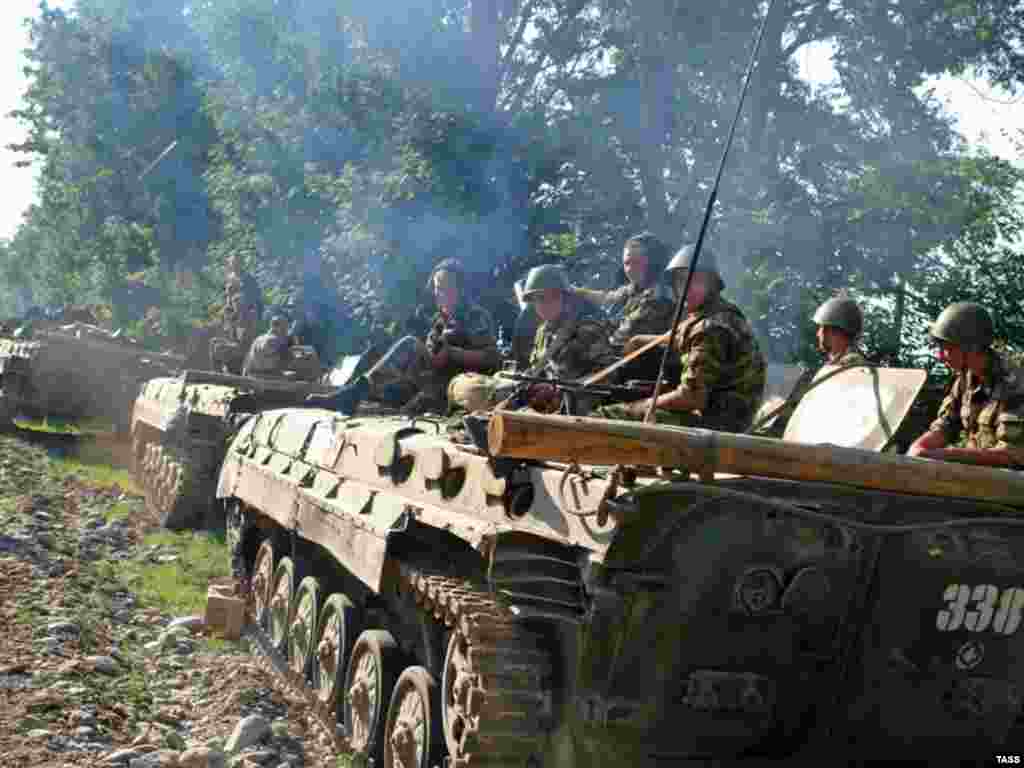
[240,558,552,767]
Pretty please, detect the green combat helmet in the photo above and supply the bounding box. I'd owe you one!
[665,243,724,289]
[813,296,863,339]
[929,301,994,352]
[520,264,571,301]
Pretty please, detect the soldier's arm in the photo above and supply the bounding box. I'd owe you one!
[573,285,628,307]
[624,326,729,415]
[445,306,499,372]
[917,400,1024,468]
[907,383,961,458]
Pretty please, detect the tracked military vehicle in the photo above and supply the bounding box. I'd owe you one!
[0,321,184,431]
[214,362,1024,767]
[129,345,333,530]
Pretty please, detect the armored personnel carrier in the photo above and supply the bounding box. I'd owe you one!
[214,362,1024,766]
[0,321,184,431]
[130,345,332,530]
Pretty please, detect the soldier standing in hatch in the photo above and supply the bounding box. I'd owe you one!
[907,302,1024,468]
[308,258,499,416]
[595,244,766,432]
[241,315,291,378]
[571,232,676,380]
[448,264,619,414]
[813,295,868,367]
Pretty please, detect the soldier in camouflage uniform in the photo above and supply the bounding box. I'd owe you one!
[309,258,499,415]
[572,232,676,381]
[595,244,766,433]
[448,264,618,414]
[813,295,867,367]
[211,253,264,373]
[241,316,291,377]
[908,302,1024,468]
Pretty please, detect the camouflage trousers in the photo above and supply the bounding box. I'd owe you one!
[594,402,704,427]
[596,396,753,433]
[447,372,520,413]
[365,335,452,406]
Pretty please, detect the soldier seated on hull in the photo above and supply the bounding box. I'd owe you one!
[241,315,291,378]
[813,295,867,367]
[448,264,619,415]
[595,243,767,433]
[308,258,500,416]
[908,302,1024,468]
[571,232,676,381]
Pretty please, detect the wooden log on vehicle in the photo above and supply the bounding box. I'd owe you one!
[487,410,1024,508]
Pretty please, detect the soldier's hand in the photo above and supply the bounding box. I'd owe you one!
[626,399,651,419]
[528,383,558,407]
[623,336,649,355]
[430,344,451,369]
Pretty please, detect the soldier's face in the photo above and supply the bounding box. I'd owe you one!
[679,272,710,310]
[433,271,459,314]
[622,244,648,285]
[936,340,966,371]
[533,289,563,322]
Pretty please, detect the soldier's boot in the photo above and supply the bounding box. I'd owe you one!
[305,376,370,415]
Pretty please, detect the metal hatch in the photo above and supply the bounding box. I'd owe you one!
[783,365,927,451]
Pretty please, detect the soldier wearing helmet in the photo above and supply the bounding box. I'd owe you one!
[242,315,291,377]
[308,258,499,415]
[813,295,867,367]
[595,243,766,433]
[448,264,617,413]
[907,302,1024,467]
[571,233,676,378]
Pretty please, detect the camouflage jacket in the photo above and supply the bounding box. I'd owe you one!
[424,302,497,357]
[242,332,290,377]
[529,305,618,381]
[929,352,1024,465]
[674,296,767,432]
[604,280,676,348]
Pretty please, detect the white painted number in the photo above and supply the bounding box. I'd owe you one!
[993,588,1024,636]
[936,584,1024,636]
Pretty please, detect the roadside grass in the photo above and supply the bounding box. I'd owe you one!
[120,530,231,617]
[48,436,141,495]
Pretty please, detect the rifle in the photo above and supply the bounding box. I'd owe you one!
[498,372,653,415]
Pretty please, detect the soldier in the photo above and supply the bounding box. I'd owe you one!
[907,302,1024,468]
[595,243,766,432]
[572,232,676,371]
[448,264,619,414]
[309,258,499,415]
[813,295,867,366]
[241,315,291,378]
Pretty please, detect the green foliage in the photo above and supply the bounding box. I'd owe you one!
[1,0,1023,364]
[122,530,231,615]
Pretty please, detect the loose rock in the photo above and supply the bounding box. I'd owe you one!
[224,714,271,754]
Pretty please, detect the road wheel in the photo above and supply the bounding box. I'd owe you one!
[345,629,403,765]
[269,557,298,654]
[384,666,444,768]
[251,540,275,630]
[288,576,321,678]
[314,592,360,716]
